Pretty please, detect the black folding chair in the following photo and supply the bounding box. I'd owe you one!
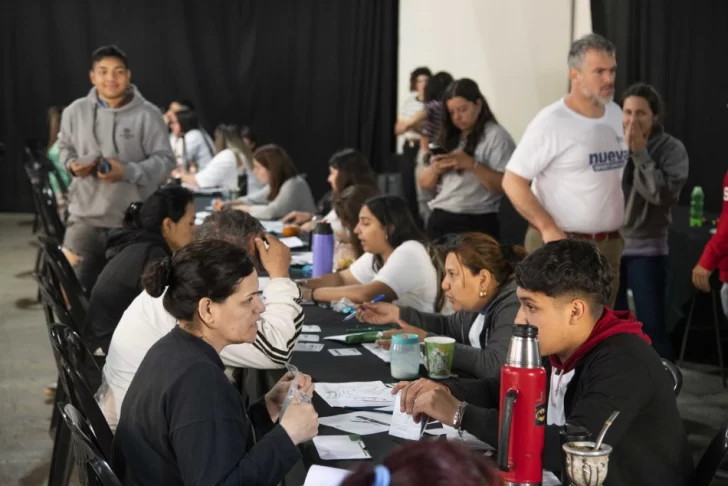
[679,285,726,388]
[38,235,89,331]
[694,419,728,486]
[661,358,683,397]
[50,325,113,460]
[58,403,122,486]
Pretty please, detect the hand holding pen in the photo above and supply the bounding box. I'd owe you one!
[353,297,400,324]
[343,294,387,321]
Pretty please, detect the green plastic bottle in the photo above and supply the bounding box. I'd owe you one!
[689,186,704,227]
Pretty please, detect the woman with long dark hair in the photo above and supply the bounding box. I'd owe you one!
[419,78,515,240]
[300,195,443,312]
[331,184,382,269]
[226,144,316,220]
[169,109,215,171]
[84,186,196,360]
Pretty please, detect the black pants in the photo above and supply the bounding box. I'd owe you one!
[399,140,422,227]
[426,209,500,241]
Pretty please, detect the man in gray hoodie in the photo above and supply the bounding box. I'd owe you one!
[616,83,689,360]
[59,45,175,291]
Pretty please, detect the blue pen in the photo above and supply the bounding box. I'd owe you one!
[343,294,386,321]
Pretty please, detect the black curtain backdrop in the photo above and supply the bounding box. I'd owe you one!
[0,0,398,212]
[591,0,728,212]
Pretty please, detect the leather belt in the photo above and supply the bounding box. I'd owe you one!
[566,231,621,242]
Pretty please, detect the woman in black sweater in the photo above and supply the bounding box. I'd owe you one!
[84,186,196,361]
[112,239,319,485]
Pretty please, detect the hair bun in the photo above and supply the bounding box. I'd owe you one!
[142,256,173,298]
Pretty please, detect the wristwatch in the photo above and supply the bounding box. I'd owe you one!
[453,401,468,438]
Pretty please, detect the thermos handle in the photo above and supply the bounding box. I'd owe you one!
[497,389,518,472]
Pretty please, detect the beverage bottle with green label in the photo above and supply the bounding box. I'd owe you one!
[689,186,704,227]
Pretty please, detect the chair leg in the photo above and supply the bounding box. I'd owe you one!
[50,377,65,436]
[48,416,73,486]
[678,293,697,365]
[711,288,726,388]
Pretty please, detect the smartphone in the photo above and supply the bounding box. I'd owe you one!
[428,144,448,156]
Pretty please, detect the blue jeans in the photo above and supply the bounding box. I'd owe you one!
[615,255,674,360]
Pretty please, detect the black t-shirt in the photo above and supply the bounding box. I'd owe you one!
[111,326,300,485]
[446,333,695,486]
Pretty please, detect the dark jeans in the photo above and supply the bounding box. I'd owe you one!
[426,209,500,241]
[615,255,674,360]
[400,140,421,227]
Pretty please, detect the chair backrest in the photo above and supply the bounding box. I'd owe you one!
[34,272,82,335]
[25,161,66,240]
[661,359,683,396]
[39,235,89,328]
[49,326,112,459]
[694,419,728,486]
[58,403,122,486]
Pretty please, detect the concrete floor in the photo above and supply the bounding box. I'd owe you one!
[0,213,726,484]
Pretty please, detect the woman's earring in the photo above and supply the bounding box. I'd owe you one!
[479,290,487,298]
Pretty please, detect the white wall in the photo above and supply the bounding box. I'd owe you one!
[398,0,592,143]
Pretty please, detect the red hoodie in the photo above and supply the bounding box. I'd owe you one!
[550,307,652,373]
[698,170,728,283]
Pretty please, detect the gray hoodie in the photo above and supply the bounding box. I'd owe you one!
[399,279,519,379]
[59,85,175,228]
[621,126,689,240]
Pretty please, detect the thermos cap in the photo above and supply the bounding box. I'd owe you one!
[512,324,538,338]
[391,334,419,345]
[313,221,333,235]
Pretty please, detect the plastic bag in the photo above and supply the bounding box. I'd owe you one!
[278,363,312,420]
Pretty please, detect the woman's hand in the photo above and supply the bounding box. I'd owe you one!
[356,302,400,325]
[433,150,475,171]
[280,402,319,445]
[265,371,314,422]
[411,388,462,425]
[692,264,712,292]
[282,211,313,224]
[375,320,427,349]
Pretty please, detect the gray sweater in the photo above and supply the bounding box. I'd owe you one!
[59,85,175,228]
[621,126,689,240]
[241,175,317,220]
[399,279,518,379]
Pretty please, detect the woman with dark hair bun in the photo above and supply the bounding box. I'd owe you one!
[84,185,196,362]
[341,441,504,486]
[169,108,215,171]
[112,239,319,486]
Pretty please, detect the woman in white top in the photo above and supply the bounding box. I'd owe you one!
[419,78,516,241]
[179,124,254,192]
[225,144,316,220]
[169,109,215,171]
[300,195,444,313]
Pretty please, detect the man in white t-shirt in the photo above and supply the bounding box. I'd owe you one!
[503,33,627,306]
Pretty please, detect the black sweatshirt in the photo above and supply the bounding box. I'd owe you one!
[84,228,170,354]
[111,326,301,486]
[445,333,694,486]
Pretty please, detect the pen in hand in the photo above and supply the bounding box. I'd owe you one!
[343,294,386,321]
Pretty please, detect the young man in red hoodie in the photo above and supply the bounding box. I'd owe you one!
[393,239,694,485]
[692,170,728,318]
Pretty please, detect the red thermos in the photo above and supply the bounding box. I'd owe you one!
[498,324,547,485]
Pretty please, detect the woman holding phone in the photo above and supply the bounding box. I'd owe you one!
[418,79,515,240]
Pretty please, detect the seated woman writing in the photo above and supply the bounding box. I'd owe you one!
[300,195,443,313]
[356,232,524,378]
[178,124,259,192]
[224,144,316,220]
[112,239,319,485]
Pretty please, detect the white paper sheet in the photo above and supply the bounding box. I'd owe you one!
[294,343,324,352]
[292,251,314,266]
[258,277,270,291]
[302,325,321,333]
[303,465,351,486]
[318,411,392,435]
[313,435,372,460]
[542,470,561,486]
[324,333,371,343]
[299,334,320,342]
[315,381,395,408]
[260,220,284,234]
[388,391,426,440]
[425,425,495,451]
[361,342,391,362]
[280,236,305,248]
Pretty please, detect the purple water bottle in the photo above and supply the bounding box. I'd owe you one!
[312,221,334,277]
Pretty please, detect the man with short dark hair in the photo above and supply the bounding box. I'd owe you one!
[393,239,694,485]
[503,33,628,306]
[98,209,304,430]
[59,45,175,291]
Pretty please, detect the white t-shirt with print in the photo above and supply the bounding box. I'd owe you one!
[348,240,438,312]
[195,149,239,191]
[506,99,628,234]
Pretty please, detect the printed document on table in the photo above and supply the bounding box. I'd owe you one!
[303,465,351,486]
[388,391,426,440]
[318,411,392,435]
[315,381,395,408]
[313,435,372,460]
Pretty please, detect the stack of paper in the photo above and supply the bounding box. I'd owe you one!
[315,381,395,408]
[303,465,351,486]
